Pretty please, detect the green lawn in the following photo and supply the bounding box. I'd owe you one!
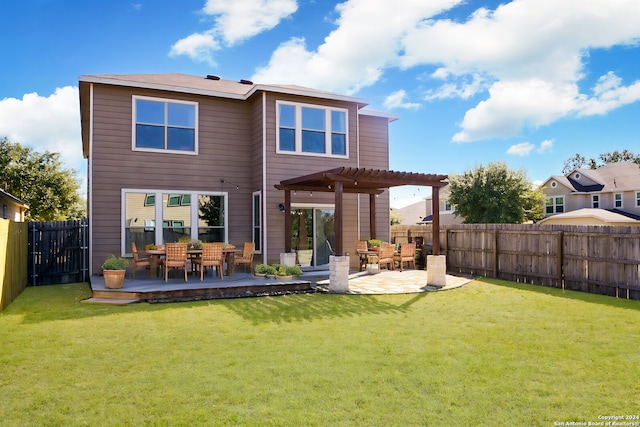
[1,279,639,426]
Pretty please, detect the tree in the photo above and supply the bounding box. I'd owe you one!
[0,137,84,221]
[562,150,640,174]
[390,210,402,225]
[448,162,546,224]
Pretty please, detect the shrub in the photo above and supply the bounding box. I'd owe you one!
[254,264,269,274]
[285,265,302,276]
[101,255,128,270]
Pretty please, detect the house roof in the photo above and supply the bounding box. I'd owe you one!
[0,188,28,208]
[79,73,370,106]
[548,162,640,193]
[276,167,449,194]
[538,208,640,225]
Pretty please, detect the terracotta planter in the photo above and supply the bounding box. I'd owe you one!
[103,270,126,289]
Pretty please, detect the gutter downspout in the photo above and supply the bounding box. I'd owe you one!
[262,92,268,263]
[88,83,94,276]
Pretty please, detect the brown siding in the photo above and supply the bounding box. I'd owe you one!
[88,84,393,272]
[90,85,254,273]
[358,114,390,244]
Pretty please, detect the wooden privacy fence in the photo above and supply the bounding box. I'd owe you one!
[28,219,89,286]
[1,219,28,311]
[391,224,640,300]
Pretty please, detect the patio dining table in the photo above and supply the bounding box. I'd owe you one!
[146,247,241,278]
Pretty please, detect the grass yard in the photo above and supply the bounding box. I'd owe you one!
[1,278,639,426]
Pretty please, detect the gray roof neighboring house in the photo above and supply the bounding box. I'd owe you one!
[546,161,640,193]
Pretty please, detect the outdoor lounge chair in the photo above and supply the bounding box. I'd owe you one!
[192,242,223,281]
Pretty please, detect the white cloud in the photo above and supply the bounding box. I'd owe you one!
[250,0,640,141]
[538,139,553,153]
[577,71,640,116]
[399,0,640,142]
[170,32,220,66]
[252,0,462,93]
[170,0,297,64]
[507,139,554,156]
[383,90,421,110]
[0,87,85,188]
[507,142,535,156]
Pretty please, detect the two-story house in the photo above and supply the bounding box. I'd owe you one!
[79,73,406,275]
[539,162,640,225]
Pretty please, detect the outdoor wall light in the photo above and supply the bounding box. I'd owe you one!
[278,203,286,212]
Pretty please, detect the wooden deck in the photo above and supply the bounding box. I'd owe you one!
[86,270,323,304]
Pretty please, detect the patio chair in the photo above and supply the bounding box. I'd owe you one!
[130,242,151,280]
[235,242,255,273]
[161,243,188,282]
[355,240,369,271]
[373,243,395,271]
[396,242,416,271]
[192,242,223,281]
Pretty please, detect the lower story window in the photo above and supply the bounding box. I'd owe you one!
[123,190,227,255]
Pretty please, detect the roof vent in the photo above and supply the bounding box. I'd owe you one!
[239,79,253,85]
[205,74,220,80]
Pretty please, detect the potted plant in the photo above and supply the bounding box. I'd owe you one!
[264,265,278,278]
[254,264,268,278]
[285,265,302,277]
[101,255,129,289]
[368,239,383,251]
[276,266,293,280]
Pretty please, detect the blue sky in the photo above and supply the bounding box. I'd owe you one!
[1,0,640,207]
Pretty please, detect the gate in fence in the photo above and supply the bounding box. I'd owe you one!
[28,219,88,286]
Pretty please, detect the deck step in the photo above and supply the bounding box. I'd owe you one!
[82,297,139,305]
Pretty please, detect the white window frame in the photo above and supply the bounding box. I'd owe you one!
[613,193,623,209]
[132,95,199,155]
[636,191,640,208]
[545,196,565,214]
[252,191,262,254]
[276,100,349,158]
[121,189,227,256]
[443,200,453,212]
[591,194,599,208]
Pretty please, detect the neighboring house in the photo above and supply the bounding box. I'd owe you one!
[540,162,640,225]
[79,73,398,274]
[420,186,464,226]
[0,188,28,222]
[391,185,464,226]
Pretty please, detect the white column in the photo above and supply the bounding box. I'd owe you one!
[426,255,447,287]
[329,255,350,292]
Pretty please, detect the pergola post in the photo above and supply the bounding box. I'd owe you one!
[334,181,343,256]
[369,193,376,239]
[432,186,440,256]
[284,189,291,253]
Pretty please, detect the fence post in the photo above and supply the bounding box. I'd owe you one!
[557,231,564,290]
[493,230,498,278]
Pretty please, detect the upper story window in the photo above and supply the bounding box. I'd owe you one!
[133,96,198,154]
[636,191,640,208]
[444,200,453,212]
[277,101,348,158]
[614,193,623,208]
[591,194,599,208]
[546,196,564,214]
